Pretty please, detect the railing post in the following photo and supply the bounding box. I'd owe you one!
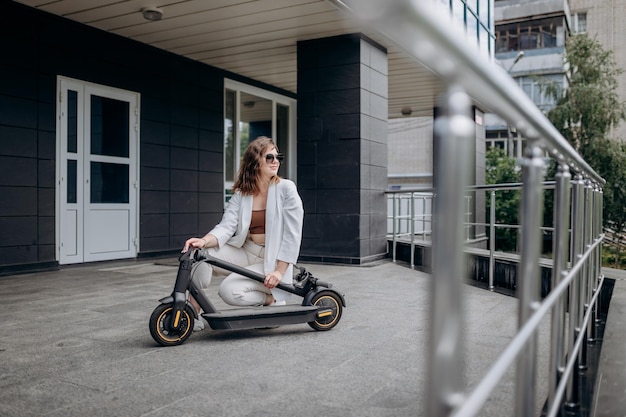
[423,196,427,240]
[548,163,571,412]
[515,143,545,417]
[465,195,472,241]
[489,190,496,291]
[565,174,585,409]
[392,194,398,262]
[427,85,473,417]
[578,179,593,364]
[594,186,604,326]
[410,193,415,268]
[586,183,598,343]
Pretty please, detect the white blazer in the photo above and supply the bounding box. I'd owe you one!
[208,179,304,284]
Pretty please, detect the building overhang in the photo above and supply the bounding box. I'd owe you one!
[15,0,447,119]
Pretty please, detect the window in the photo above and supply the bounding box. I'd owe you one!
[572,12,587,34]
[486,130,508,152]
[223,80,297,202]
[486,129,523,158]
[496,16,564,53]
[516,73,564,112]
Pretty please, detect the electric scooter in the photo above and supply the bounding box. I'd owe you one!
[149,249,346,346]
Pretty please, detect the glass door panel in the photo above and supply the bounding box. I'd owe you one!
[83,87,137,262]
[68,90,78,153]
[223,79,297,205]
[57,76,138,265]
[276,103,289,177]
[240,92,272,148]
[90,96,129,157]
[224,89,236,183]
[90,162,130,204]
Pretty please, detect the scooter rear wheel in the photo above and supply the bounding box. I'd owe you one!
[149,303,194,346]
[308,290,343,331]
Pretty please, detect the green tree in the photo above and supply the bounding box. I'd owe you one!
[581,139,626,266]
[485,147,521,251]
[546,33,626,265]
[546,34,626,151]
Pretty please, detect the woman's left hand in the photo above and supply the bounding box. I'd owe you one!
[264,270,283,288]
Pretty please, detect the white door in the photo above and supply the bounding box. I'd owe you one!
[56,77,139,264]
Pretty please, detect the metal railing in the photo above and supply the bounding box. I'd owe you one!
[334,1,606,416]
[386,189,477,267]
[386,190,434,266]
[386,182,559,290]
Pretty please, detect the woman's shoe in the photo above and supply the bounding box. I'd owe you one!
[193,317,205,332]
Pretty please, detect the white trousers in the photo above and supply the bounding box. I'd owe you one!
[192,240,277,306]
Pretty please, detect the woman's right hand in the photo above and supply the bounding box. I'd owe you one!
[181,237,206,253]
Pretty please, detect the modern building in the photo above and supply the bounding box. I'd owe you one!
[486,0,571,157]
[485,0,626,155]
[0,0,495,274]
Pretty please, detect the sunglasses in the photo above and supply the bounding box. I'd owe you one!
[265,153,285,163]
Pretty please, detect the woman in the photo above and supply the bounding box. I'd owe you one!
[182,136,304,331]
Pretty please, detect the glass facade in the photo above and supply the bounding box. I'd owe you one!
[441,0,495,58]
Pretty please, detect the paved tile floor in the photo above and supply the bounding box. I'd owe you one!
[0,257,559,417]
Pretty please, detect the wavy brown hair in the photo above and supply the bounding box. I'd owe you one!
[233,136,281,195]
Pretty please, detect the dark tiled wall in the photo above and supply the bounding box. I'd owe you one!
[0,4,386,273]
[0,2,236,271]
[297,34,389,264]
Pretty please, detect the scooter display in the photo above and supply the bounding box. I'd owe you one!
[149,249,346,346]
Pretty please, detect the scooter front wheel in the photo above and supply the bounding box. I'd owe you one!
[308,290,343,331]
[149,303,195,346]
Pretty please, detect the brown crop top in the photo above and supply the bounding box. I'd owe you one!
[249,209,265,234]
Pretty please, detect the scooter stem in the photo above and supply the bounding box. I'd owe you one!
[174,250,194,294]
[194,249,294,293]
[169,250,193,329]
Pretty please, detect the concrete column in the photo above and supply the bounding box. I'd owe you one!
[297,34,388,264]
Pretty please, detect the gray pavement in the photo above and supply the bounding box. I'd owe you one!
[1,257,559,417]
[593,268,626,417]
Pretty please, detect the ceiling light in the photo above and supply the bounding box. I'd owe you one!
[142,7,163,21]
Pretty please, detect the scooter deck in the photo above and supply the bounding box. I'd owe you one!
[202,305,325,330]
